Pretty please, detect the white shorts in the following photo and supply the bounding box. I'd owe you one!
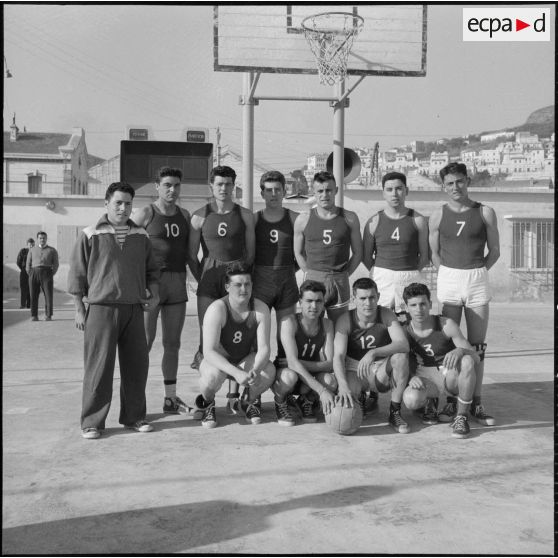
[345,356,391,392]
[436,265,490,308]
[415,364,449,395]
[372,267,423,313]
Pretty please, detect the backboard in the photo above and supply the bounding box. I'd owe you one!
[214,5,427,77]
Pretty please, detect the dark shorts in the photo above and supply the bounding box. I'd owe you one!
[159,271,188,305]
[304,269,350,310]
[252,265,299,311]
[196,257,243,300]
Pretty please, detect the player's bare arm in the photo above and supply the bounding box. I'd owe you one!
[362,213,379,270]
[483,205,500,270]
[250,298,272,375]
[130,205,152,228]
[293,212,311,272]
[441,316,480,368]
[332,313,355,407]
[202,300,251,385]
[428,207,443,269]
[188,214,205,281]
[345,210,363,275]
[414,212,430,271]
[240,207,256,265]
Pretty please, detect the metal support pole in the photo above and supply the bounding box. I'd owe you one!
[242,72,255,209]
[333,80,345,208]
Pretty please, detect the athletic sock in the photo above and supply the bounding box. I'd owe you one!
[164,380,177,398]
[472,395,481,407]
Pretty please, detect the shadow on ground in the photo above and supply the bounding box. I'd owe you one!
[2,484,393,554]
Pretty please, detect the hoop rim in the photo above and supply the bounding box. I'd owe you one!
[300,11,365,33]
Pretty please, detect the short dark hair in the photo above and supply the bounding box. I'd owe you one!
[105,182,135,201]
[27,238,35,244]
[440,162,468,182]
[210,165,236,184]
[352,277,378,295]
[36,231,47,239]
[225,261,252,284]
[260,170,286,191]
[156,166,182,182]
[382,171,407,188]
[402,282,431,303]
[313,171,336,186]
[299,279,326,299]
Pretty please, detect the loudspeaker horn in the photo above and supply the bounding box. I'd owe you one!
[326,148,362,184]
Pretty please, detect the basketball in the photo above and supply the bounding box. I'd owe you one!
[402,386,428,411]
[325,403,363,436]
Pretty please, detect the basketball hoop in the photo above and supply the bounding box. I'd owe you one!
[301,12,365,86]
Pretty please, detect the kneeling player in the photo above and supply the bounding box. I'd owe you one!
[195,263,275,428]
[273,280,337,425]
[402,282,480,439]
[333,278,411,434]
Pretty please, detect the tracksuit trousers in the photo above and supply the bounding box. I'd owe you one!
[81,303,149,429]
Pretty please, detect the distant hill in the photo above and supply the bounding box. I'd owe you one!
[513,105,554,138]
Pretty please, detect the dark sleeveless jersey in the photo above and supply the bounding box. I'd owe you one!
[195,203,246,262]
[220,296,258,364]
[276,313,326,362]
[372,209,420,270]
[304,208,351,272]
[254,209,296,267]
[145,204,189,272]
[439,203,487,269]
[405,315,456,367]
[346,307,392,361]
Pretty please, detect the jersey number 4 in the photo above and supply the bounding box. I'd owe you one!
[391,227,400,241]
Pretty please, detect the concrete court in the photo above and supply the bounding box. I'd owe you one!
[2,290,554,555]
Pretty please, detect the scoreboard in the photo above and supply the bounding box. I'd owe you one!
[120,140,213,190]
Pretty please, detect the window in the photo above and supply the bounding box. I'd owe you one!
[511,220,554,270]
[28,175,42,194]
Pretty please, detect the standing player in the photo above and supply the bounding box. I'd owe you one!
[252,171,299,357]
[402,283,480,438]
[362,171,429,320]
[333,278,411,434]
[189,166,255,413]
[362,171,429,413]
[132,167,195,415]
[194,263,275,428]
[293,171,362,325]
[429,162,500,426]
[273,280,336,425]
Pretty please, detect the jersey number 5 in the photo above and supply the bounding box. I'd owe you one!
[323,229,332,245]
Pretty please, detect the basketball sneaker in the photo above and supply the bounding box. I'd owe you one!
[163,396,193,415]
[226,392,242,415]
[470,404,495,426]
[297,395,317,423]
[388,407,410,434]
[451,414,470,438]
[275,399,296,426]
[421,397,439,425]
[201,402,217,429]
[193,394,209,421]
[81,427,100,440]
[244,402,262,425]
[126,420,154,433]
[190,350,203,370]
[438,396,457,423]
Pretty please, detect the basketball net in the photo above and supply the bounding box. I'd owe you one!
[301,12,364,86]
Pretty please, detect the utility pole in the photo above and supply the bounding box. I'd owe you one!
[216,127,222,166]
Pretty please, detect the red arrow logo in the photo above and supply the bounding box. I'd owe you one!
[516,19,530,31]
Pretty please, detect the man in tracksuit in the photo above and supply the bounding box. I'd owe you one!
[68,182,160,440]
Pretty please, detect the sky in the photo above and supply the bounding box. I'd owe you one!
[3,3,555,174]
